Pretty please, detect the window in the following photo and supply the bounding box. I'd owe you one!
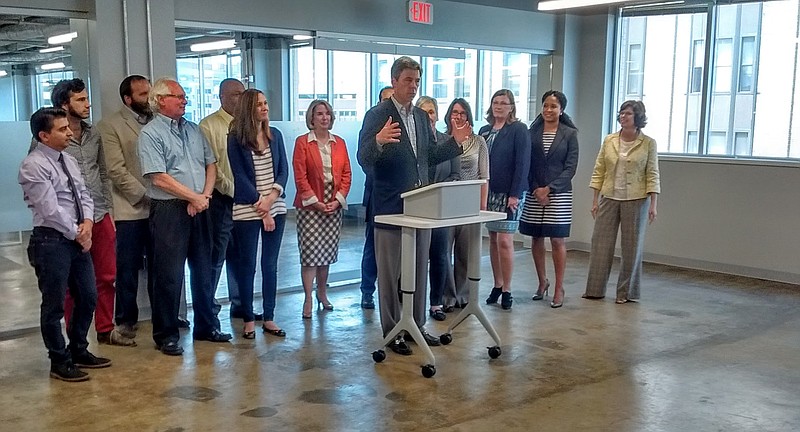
[738,36,755,92]
[290,46,328,121]
[714,38,733,93]
[691,40,705,93]
[176,52,241,122]
[481,50,534,123]
[627,44,643,95]
[615,0,800,159]
[331,51,369,122]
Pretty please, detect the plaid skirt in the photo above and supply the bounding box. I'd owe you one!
[296,183,342,266]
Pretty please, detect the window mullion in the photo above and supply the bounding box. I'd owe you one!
[697,1,717,155]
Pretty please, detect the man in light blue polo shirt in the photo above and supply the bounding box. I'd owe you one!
[138,78,232,356]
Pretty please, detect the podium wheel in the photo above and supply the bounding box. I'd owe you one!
[421,364,436,378]
[372,350,386,363]
[439,333,452,345]
[488,346,502,359]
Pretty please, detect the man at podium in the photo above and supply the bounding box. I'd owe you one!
[358,56,470,355]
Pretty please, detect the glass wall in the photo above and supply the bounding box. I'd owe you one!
[176,52,242,122]
[615,0,800,159]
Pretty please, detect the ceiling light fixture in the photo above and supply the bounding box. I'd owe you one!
[39,46,65,53]
[41,62,66,71]
[47,32,78,45]
[292,35,313,41]
[189,39,236,52]
[0,70,8,77]
[537,0,627,10]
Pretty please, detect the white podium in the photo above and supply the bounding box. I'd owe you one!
[372,180,505,378]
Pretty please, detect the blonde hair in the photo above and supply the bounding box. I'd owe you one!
[305,100,335,130]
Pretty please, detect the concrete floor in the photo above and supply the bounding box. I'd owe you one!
[1,243,799,431]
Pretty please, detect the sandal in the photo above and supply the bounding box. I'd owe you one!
[262,325,286,337]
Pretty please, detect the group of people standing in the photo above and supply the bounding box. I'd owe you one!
[19,54,660,379]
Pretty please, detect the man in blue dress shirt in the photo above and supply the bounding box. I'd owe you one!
[138,78,232,356]
[19,107,112,381]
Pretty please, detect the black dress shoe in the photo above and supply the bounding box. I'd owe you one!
[155,341,184,356]
[177,318,190,328]
[429,309,446,321]
[361,297,375,309]
[388,336,412,355]
[72,351,112,369]
[193,330,233,343]
[419,330,442,347]
[50,363,89,382]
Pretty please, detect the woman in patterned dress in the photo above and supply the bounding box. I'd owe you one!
[478,89,531,311]
[228,89,289,339]
[519,91,579,308]
[292,100,352,319]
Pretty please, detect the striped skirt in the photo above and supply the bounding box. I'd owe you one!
[519,190,573,238]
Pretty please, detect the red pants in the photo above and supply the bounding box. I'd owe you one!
[65,214,117,333]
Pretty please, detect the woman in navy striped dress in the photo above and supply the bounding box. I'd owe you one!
[519,91,579,308]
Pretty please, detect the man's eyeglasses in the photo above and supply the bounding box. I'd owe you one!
[163,94,187,101]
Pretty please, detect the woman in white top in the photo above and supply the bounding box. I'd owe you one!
[583,100,660,304]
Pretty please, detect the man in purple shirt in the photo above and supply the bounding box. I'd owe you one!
[19,107,112,382]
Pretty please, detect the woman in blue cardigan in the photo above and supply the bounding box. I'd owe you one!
[479,89,531,311]
[227,89,289,339]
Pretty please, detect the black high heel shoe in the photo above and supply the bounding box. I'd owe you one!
[486,287,502,304]
[532,279,550,301]
[316,296,334,311]
[302,301,312,319]
[501,291,513,310]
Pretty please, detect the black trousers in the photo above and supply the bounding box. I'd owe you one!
[149,199,218,345]
[114,218,153,327]
[28,227,96,365]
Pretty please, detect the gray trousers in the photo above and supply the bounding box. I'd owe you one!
[445,224,475,307]
[585,197,649,300]
[374,227,431,336]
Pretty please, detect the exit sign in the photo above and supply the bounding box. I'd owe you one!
[408,0,433,25]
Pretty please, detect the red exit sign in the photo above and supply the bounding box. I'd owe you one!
[408,0,433,25]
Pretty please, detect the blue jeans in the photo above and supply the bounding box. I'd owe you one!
[149,199,218,344]
[230,215,286,322]
[28,227,97,365]
[114,218,153,327]
[359,218,377,297]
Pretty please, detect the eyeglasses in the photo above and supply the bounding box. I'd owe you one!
[451,111,467,118]
[492,101,512,106]
[163,94,187,101]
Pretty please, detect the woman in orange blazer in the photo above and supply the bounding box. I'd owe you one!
[293,99,352,319]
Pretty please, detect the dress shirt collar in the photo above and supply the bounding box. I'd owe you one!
[34,141,62,160]
[390,95,413,117]
[308,130,335,144]
[154,112,186,131]
[216,108,234,123]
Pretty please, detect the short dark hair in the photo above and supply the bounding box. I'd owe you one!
[51,78,86,107]
[30,107,68,139]
[390,56,422,81]
[377,86,393,104]
[619,100,648,129]
[119,75,149,102]
[444,98,474,135]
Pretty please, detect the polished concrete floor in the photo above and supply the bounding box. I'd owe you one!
[1,237,799,431]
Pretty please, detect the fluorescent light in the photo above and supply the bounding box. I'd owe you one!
[292,35,313,41]
[538,0,624,10]
[190,39,236,52]
[230,49,241,55]
[624,0,684,9]
[47,32,78,45]
[0,70,7,77]
[39,46,65,53]
[41,62,66,71]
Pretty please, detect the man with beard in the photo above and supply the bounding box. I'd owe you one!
[46,78,135,346]
[98,75,156,345]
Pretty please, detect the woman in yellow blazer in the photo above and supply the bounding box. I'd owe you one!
[583,100,660,304]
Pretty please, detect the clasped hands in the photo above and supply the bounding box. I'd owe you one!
[311,200,340,214]
[187,193,212,217]
[76,219,94,252]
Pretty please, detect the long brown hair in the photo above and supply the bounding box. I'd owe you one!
[229,88,272,152]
